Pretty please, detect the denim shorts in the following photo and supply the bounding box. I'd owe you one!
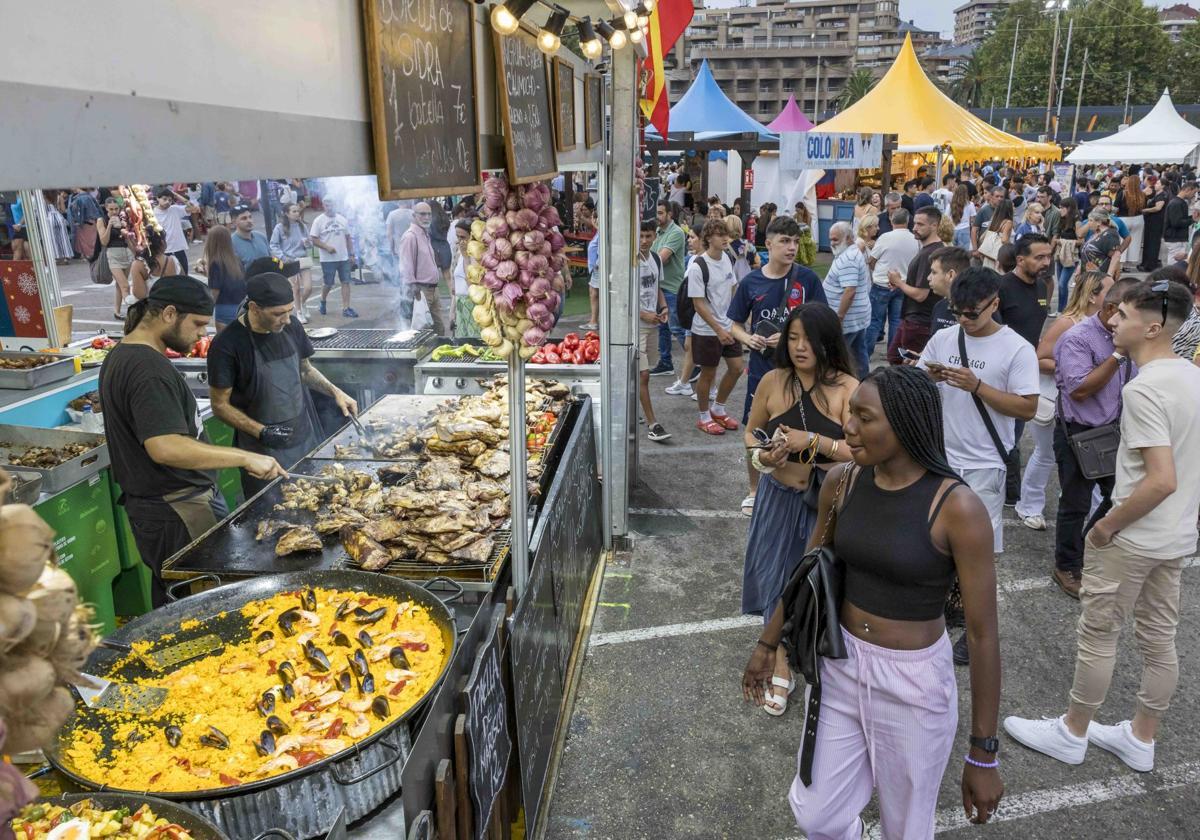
[321,259,351,286]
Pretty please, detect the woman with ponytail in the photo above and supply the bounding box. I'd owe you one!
[743,366,1004,837]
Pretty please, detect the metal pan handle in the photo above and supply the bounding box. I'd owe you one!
[250,831,299,840]
[165,573,223,602]
[98,639,133,654]
[330,735,403,786]
[421,576,465,604]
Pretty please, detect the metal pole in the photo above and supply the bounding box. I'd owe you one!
[989,95,995,125]
[815,59,822,122]
[507,353,529,595]
[1071,47,1088,144]
[1003,18,1020,132]
[1054,17,1073,142]
[1123,71,1132,124]
[1045,11,1061,135]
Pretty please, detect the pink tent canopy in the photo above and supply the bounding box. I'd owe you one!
[765,95,815,133]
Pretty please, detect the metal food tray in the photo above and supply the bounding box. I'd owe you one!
[345,529,512,585]
[310,395,458,460]
[0,425,109,493]
[0,352,76,389]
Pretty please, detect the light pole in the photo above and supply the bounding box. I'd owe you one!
[1044,0,1069,135]
[1003,18,1021,132]
[1053,16,1074,142]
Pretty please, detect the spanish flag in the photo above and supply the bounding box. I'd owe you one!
[641,0,694,137]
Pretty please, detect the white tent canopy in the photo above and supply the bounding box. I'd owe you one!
[1068,90,1200,166]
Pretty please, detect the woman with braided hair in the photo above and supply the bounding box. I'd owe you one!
[743,366,1004,838]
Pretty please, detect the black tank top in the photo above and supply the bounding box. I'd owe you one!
[835,467,961,621]
[764,379,844,463]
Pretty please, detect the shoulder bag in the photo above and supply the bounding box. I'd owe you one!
[1056,360,1125,480]
[957,327,1009,462]
[979,228,1003,263]
[779,464,853,787]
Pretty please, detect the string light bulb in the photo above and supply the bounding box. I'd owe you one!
[597,20,626,50]
[623,9,638,29]
[537,7,568,55]
[636,3,650,27]
[490,0,535,36]
[629,26,644,44]
[578,17,603,60]
[644,0,655,12]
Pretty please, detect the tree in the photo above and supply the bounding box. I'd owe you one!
[949,53,988,108]
[1170,23,1200,104]
[838,69,875,110]
[974,0,1170,109]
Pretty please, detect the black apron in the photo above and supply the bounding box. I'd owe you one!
[235,316,323,495]
[124,486,229,606]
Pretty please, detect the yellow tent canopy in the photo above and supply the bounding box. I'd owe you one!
[816,35,1061,163]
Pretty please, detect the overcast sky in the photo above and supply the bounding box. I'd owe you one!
[702,1,1183,39]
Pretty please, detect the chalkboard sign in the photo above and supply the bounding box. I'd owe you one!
[494,27,558,184]
[641,177,661,223]
[552,57,576,153]
[462,608,512,840]
[406,811,432,840]
[584,73,603,149]
[509,551,563,837]
[362,0,481,199]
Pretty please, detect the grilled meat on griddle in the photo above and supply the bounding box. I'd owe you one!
[275,525,323,556]
[341,525,392,571]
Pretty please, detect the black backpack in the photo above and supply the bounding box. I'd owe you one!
[677,253,732,330]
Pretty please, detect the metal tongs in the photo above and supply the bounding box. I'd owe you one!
[286,471,340,484]
[347,412,376,449]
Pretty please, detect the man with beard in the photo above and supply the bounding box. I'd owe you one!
[100,276,286,605]
[395,201,449,334]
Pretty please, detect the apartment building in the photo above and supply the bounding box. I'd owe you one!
[665,0,943,124]
[953,0,1013,48]
[1159,4,1199,42]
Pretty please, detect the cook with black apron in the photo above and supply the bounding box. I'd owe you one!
[100,276,287,605]
[207,261,358,497]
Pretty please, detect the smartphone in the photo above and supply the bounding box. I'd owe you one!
[753,320,781,339]
[897,347,921,362]
[925,360,948,373]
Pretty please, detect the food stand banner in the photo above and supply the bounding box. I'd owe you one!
[781,132,883,172]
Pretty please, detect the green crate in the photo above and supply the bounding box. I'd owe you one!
[204,417,244,510]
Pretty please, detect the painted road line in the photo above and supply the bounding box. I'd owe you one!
[590,615,761,648]
[860,760,1200,838]
[629,507,746,520]
[591,560,1197,650]
[639,443,745,456]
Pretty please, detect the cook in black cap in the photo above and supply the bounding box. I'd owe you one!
[99,275,286,607]
[207,263,358,496]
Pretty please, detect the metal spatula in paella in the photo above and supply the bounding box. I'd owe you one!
[72,673,168,715]
[99,634,224,671]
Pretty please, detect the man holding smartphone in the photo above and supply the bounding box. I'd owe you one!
[727,215,827,515]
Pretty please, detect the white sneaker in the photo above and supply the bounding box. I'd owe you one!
[1003,715,1087,765]
[1087,720,1155,772]
[296,310,308,324]
[1020,514,1046,531]
[665,381,693,396]
[690,387,717,402]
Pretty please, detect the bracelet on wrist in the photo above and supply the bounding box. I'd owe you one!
[756,639,778,652]
[964,755,1000,769]
[972,379,982,395]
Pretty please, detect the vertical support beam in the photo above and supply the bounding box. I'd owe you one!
[508,353,529,594]
[604,48,639,543]
[739,149,760,223]
[21,189,64,347]
[879,135,897,195]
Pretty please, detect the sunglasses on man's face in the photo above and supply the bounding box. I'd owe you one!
[950,296,997,321]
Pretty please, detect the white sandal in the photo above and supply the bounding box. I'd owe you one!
[741,494,756,516]
[763,675,795,716]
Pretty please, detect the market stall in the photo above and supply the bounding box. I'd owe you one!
[2,1,633,838]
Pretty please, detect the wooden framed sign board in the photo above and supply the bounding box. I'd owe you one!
[584,73,603,149]
[361,0,481,199]
[493,26,558,184]
[552,57,576,152]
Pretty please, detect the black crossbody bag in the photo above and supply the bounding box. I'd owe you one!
[957,327,1009,462]
[1056,360,1125,480]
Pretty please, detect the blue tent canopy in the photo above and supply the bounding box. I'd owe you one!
[648,59,774,140]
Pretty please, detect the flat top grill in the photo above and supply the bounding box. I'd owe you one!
[310,328,435,351]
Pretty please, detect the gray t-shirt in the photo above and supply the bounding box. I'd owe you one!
[686,252,736,336]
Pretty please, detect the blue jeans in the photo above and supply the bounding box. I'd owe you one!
[868,285,901,348]
[658,289,688,366]
[844,328,870,379]
[743,372,763,425]
[1056,262,1075,313]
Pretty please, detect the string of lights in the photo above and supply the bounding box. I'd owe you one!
[486,0,654,58]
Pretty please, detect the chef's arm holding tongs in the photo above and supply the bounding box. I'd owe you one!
[144,431,285,481]
[300,358,358,417]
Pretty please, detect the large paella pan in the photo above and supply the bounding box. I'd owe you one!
[44,571,460,839]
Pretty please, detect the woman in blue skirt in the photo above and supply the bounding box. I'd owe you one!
[742,304,858,715]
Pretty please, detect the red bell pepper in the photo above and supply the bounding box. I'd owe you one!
[582,343,600,363]
[544,350,561,364]
[562,332,580,350]
[531,351,547,364]
[559,349,575,365]
[584,331,599,342]
[543,342,559,355]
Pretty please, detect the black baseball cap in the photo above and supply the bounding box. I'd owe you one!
[245,256,300,279]
[147,275,215,316]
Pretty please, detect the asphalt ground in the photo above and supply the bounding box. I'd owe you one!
[546,344,1200,840]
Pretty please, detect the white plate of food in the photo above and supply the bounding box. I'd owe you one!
[306,327,338,340]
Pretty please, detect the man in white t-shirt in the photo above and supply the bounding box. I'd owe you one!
[932,173,956,215]
[637,221,671,443]
[867,209,919,348]
[309,198,357,318]
[918,266,1038,558]
[1005,280,1200,775]
[687,218,743,435]
[153,187,199,275]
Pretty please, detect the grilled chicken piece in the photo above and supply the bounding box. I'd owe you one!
[275,526,324,557]
[464,478,506,501]
[341,525,392,571]
[425,437,487,458]
[362,517,408,543]
[436,418,501,445]
[415,457,469,491]
[256,519,295,541]
[450,536,494,564]
[314,509,368,535]
[472,449,510,479]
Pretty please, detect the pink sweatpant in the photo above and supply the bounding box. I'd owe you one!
[789,627,958,840]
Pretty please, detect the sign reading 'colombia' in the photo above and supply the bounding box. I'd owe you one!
[782,132,883,171]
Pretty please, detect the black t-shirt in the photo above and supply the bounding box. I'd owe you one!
[997,271,1047,347]
[99,343,215,498]
[206,315,315,414]
[207,262,246,307]
[930,298,956,335]
[900,242,942,326]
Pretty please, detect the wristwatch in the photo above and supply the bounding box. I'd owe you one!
[1112,351,1127,362]
[970,735,1000,754]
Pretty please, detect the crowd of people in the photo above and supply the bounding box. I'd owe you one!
[645,160,1200,834]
